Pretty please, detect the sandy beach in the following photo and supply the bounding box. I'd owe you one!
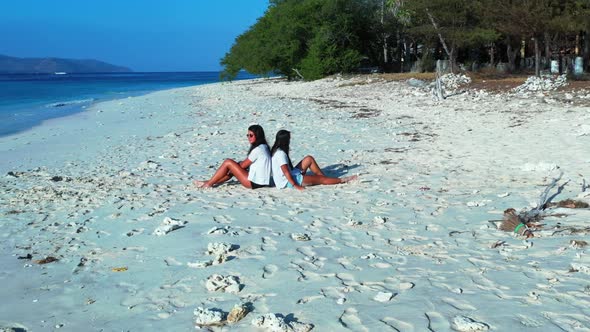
[1,75,590,331]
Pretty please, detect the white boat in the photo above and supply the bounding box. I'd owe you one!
[54,72,67,75]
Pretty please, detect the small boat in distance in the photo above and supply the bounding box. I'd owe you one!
[54,72,67,75]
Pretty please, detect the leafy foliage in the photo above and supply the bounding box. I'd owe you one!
[221,0,378,80]
[221,0,590,79]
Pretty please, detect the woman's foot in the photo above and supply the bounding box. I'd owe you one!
[193,180,210,188]
[341,175,358,183]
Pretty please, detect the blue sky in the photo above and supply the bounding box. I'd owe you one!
[0,0,269,72]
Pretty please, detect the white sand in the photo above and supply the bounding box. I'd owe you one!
[1,76,590,331]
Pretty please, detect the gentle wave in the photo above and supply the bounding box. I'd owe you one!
[46,98,96,108]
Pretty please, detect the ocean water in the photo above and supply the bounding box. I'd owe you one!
[0,71,256,137]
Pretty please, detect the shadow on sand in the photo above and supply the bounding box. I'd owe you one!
[316,163,361,178]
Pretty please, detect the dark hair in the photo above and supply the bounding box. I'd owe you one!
[247,124,268,155]
[271,129,294,169]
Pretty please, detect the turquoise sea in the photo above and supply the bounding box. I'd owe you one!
[0,72,256,137]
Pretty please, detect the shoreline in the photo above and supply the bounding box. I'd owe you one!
[2,75,590,331]
[0,71,259,139]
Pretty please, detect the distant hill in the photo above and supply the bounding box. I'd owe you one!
[0,55,132,73]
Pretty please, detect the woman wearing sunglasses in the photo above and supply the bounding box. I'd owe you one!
[194,124,271,189]
[270,129,357,191]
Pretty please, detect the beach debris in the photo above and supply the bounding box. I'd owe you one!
[466,200,488,207]
[6,171,25,178]
[451,315,490,331]
[193,304,251,328]
[430,73,471,100]
[440,74,471,91]
[373,216,388,224]
[188,242,237,268]
[137,160,161,170]
[551,226,590,236]
[194,307,226,327]
[490,241,506,249]
[158,152,178,159]
[205,274,243,293]
[498,208,534,238]
[347,219,363,227]
[0,323,29,332]
[207,242,236,256]
[498,171,568,238]
[546,199,589,209]
[187,260,213,269]
[153,217,187,236]
[118,170,133,178]
[399,282,415,290]
[570,240,588,248]
[449,230,472,237]
[570,263,590,275]
[208,226,230,235]
[207,242,237,264]
[291,233,311,241]
[34,256,58,264]
[373,291,395,302]
[111,266,128,272]
[360,253,381,260]
[227,303,251,324]
[251,313,314,332]
[513,74,567,93]
[50,176,64,182]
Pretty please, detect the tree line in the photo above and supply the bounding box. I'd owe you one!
[221,0,590,80]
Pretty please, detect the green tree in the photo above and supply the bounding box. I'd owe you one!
[221,0,379,80]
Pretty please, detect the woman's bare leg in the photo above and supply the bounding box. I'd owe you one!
[194,159,251,188]
[302,174,357,186]
[296,155,325,176]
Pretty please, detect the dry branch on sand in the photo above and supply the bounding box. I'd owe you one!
[496,171,584,238]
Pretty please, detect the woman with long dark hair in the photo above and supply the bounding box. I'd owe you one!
[194,124,271,189]
[270,129,357,190]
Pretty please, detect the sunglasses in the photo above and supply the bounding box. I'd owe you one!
[246,134,254,138]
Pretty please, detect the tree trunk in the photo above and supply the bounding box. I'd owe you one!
[489,43,495,67]
[397,30,403,73]
[544,32,551,69]
[381,0,389,65]
[506,37,517,72]
[585,31,590,71]
[449,47,456,74]
[534,37,541,77]
[384,40,389,65]
[419,48,430,72]
[425,8,454,73]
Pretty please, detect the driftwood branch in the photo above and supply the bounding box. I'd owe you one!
[292,68,304,80]
[499,171,569,237]
[432,68,445,101]
[521,171,566,222]
[536,171,566,210]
